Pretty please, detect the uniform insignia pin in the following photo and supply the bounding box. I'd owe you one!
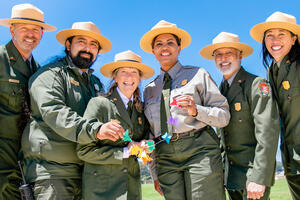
[138,117,142,125]
[234,102,241,111]
[238,80,242,83]
[282,81,290,90]
[113,98,118,101]
[286,60,291,64]
[181,79,188,86]
[8,79,20,83]
[9,57,14,60]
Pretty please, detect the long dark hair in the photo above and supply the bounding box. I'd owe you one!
[262,31,300,69]
[106,68,143,113]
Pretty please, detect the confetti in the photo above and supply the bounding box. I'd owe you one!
[122,129,132,142]
[161,132,172,144]
[167,116,178,126]
[170,98,181,108]
[146,141,155,152]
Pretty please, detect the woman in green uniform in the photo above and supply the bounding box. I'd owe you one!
[250,11,300,200]
[141,20,230,200]
[77,50,154,200]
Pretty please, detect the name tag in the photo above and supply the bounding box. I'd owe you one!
[70,79,79,86]
[8,79,19,83]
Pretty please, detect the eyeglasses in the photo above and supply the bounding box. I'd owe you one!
[213,50,240,59]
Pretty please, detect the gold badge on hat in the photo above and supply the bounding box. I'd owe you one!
[282,81,290,90]
[70,79,79,86]
[181,79,188,86]
[234,102,241,111]
[138,117,142,125]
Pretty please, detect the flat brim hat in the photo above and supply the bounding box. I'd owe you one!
[250,11,300,43]
[200,32,253,60]
[56,21,112,54]
[0,3,56,32]
[101,50,154,80]
[140,20,191,53]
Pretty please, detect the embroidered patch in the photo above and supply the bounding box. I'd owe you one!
[70,79,79,86]
[138,117,142,125]
[181,79,188,86]
[8,79,19,83]
[282,81,290,90]
[234,102,241,111]
[258,82,270,97]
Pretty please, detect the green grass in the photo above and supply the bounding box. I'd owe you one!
[142,179,292,200]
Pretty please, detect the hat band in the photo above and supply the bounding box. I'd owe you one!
[117,59,140,63]
[12,17,44,24]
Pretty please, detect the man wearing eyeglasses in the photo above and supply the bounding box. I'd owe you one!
[200,32,280,200]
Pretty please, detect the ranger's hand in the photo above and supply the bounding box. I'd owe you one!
[96,121,124,141]
[154,179,164,196]
[247,182,265,200]
[175,95,197,116]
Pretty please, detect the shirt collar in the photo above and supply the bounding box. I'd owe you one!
[116,87,133,109]
[160,61,182,80]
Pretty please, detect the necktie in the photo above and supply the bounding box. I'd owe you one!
[25,59,32,74]
[221,80,229,96]
[160,73,172,134]
[272,63,279,87]
[127,100,133,117]
[82,72,89,86]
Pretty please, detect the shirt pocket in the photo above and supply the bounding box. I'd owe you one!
[0,80,26,112]
[144,96,160,129]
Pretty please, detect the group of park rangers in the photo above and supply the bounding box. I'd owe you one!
[0,3,300,200]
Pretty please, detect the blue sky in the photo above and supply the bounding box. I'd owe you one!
[1,0,299,160]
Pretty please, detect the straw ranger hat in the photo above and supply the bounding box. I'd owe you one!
[100,50,154,80]
[56,22,112,54]
[250,11,300,43]
[140,20,191,53]
[0,3,56,32]
[200,32,253,60]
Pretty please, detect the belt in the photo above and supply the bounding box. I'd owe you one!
[154,126,208,143]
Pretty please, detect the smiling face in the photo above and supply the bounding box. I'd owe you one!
[214,47,242,80]
[152,33,181,72]
[66,35,100,70]
[113,67,141,99]
[264,28,297,62]
[10,23,43,59]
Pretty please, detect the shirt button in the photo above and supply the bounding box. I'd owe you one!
[287,95,291,100]
[93,171,97,176]
[229,160,233,165]
[226,146,230,151]
[224,131,228,136]
[238,119,242,123]
[122,168,128,173]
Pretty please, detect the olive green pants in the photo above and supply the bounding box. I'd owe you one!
[0,137,22,200]
[156,128,225,200]
[33,179,81,200]
[82,156,141,200]
[286,174,300,200]
[227,187,270,200]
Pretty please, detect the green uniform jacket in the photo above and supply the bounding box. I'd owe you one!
[77,88,149,200]
[220,67,280,190]
[21,56,103,183]
[269,56,300,175]
[0,40,39,140]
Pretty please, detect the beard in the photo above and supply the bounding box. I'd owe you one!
[70,51,95,69]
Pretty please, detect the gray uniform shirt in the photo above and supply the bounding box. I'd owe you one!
[144,62,230,179]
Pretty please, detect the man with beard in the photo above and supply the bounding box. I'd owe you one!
[0,4,56,199]
[21,22,122,199]
[200,32,280,200]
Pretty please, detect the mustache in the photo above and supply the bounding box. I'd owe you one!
[78,51,93,59]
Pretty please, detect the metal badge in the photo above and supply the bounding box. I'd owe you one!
[282,81,290,90]
[181,79,188,86]
[234,102,241,111]
[138,117,142,125]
